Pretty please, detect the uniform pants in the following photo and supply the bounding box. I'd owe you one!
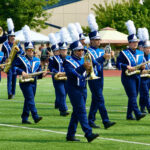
[20,82,39,122]
[7,68,17,95]
[88,78,109,124]
[67,83,92,138]
[121,75,141,119]
[139,78,150,111]
[52,77,68,112]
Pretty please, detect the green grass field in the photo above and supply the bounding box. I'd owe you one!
[0,77,150,150]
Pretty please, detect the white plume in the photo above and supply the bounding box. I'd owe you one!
[137,28,143,41]
[55,32,61,43]
[68,23,79,42]
[22,25,31,43]
[7,18,14,31]
[48,33,58,45]
[125,20,136,35]
[88,13,98,32]
[75,22,83,34]
[60,27,72,43]
[142,27,149,41]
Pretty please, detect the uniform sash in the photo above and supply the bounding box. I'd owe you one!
[122,49,144,66]
[53,55,64,72]
[18,56,40,73]
[3,40,11,58]
[144,54,150,70]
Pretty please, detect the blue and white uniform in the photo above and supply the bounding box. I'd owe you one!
[64,54,93,138]
[117,48,144,119]
[0,51,4,81]
[1,40,24,96]
[139,54,150,112]
[49,54,68,112]
[87,46,110,125]
[14,55,42,122]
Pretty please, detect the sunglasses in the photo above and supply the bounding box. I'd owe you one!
[27,49,34,52]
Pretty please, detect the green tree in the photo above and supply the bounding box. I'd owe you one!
[0,0,58,31]
[83,0,150,35]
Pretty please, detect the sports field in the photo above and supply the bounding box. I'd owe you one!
[0,77,150,150]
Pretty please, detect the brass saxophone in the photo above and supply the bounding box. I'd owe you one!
[19,63,49,83]
[125,61,150,76]
[141,70,150,78]
[4,40,20,73]
[84,51,100,80]
[0,27,3,36]
[54,72,67,80]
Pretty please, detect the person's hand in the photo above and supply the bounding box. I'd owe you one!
[103,53,111,60]
[22,71,29,78]
[127,66,136,72]
[111,51,115,58]
[141,70,148,74]
[140,64,145,70]
[83,61,92,73]
[42,71,47,77]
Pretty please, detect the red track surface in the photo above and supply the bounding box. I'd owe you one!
[1,70,121,78]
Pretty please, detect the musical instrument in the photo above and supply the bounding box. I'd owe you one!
[4,40,20,73]
[19,71,54,83]
[0,62,11,68]
[141,70,150,78]
[19,63,49,83]
[103,44,116,70]
[0,27,3,36]
[125,61,150,76]
[84,51,100,80]
[54,72,67,80]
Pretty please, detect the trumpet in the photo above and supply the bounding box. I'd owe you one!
[4,40,20,73]
[125,61,150,76]
[84,51,100,80]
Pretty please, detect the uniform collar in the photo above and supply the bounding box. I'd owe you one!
[129,48,136,54]
[72,54,82,60]
[26,55,33,60]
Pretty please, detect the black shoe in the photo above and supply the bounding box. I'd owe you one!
[22,120,32,124]
[136,113,146,121]
[86,133,99,143]
[66,136,80,142]
[104,121,116,129]
[89,123,100,128]
[34,117,43,123]
[126,117,136,120]
[60,111,69,116]
[8,94,13,99]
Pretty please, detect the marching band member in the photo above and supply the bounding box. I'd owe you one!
[1,18,24,99]
[64,23,99,142]
[13,25,43,124]
[48,33,69,116]
[87,14,116,129]
[139,28,150,113]
[117,20,146,120]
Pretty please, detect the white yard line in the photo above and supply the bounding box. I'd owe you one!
[0,123,150,146]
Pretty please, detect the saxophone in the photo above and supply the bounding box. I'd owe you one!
[125,61,150,76]
[84,51,100,80]
[4,40,20,73]
[54,72,67,80]
[0,27,3,36]
[19,63,50,83]
[141,70,150,78]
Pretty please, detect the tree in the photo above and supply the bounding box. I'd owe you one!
[0,0,58,31]
[83,0,150,35]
